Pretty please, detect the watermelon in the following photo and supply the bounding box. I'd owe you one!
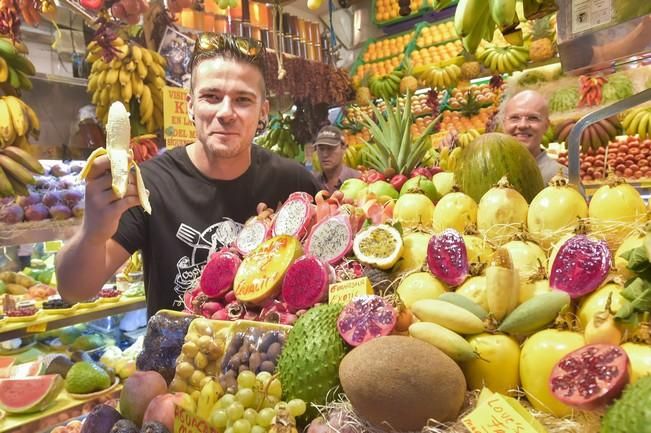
[9,360,45,378]
[453,133,545,203]
[0,357,14,378]
[0,374,64,413]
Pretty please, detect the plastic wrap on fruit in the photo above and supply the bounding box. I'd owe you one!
[136,311,195,384]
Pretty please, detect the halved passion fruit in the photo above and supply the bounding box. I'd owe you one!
[353,224,403,270]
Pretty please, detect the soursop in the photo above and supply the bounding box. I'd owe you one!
[601,375,651,433]
[277,304,348,419]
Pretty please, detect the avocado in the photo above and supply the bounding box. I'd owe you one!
[45,355,75,378]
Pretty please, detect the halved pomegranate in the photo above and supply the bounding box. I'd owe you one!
[548,344,629,411]
[337,295,396,346]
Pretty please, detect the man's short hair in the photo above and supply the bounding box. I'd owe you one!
[190,33,266,96]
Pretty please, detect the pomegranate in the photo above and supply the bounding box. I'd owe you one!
[336,295,397,346]
[199,249,241,298]
[549,235,611,299]
[281,255,329,311]
[549,344,629,411]
[477,176,528,245]
[527,175,587,249]
[305,213,353,265]
[271,192,316,240]
[432,191,478,233]
[427,229,469,287]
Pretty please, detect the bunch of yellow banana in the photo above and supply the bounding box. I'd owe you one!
[86,38,166,133]
[343,144,363,168]
[457,128,481,147]
[476,44,529,74]
[0,95,40,149]
[622,107,651,140]
[368,69,404,101]
[122,251,143,280]
[418,64,461,90]
[0,37,35,96]
[455,0,521,54]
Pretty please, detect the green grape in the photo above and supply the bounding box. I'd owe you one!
[227,402,245,421]
[287,399,307,417]
[211,409,229,428]
[243,408,258,424]
[256,371,272,385]
[237,370,257,389]
[256,407,275,427]
[266,379,282,399]
[219,394,236,408]
[262,395,279,409]
[251,426,266,433]
[232,419,252,433]
[236,388,256,408]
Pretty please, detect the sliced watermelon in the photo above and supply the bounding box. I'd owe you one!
[0,374,64,413]
[0,356,15,378]
[9,360,44,378]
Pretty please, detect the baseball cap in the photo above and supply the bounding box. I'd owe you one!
[314,125,343,146]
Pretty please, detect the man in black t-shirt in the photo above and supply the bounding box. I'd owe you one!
[56,34,321,316]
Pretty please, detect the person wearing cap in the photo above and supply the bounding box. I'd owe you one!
[314,125,361,194]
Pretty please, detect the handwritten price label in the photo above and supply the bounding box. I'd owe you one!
[329,277,373,305]
[174,405,218,433]
[462,393,544,433]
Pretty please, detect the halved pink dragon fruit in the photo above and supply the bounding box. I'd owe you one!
[550,235,611,298]
[234,219,270,256]
[337,295,397,346]
[281,255,329,311]
[427,229,469,287]
[200,249,242,298]
[305,213,353,265]
[271,192,315,239]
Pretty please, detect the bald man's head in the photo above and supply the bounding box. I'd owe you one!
[502,90,550,156]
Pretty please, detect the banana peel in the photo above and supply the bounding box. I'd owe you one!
[80,102,151,215]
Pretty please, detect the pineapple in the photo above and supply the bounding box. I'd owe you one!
[460,90,481,119]
[399,60,418,95]
[356,73,372,106]
[460,61,481,80]
[359,94,441,175]
[529,16,556,63]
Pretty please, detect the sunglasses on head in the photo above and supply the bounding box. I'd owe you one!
[193,33,264,65]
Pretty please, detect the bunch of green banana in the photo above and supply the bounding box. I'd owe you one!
[455,0,522,54]
[0,95,40,149]
[257,116,301,159]
[0,37,35,96]
[418,64,461,90]
[476,44,529,74]
[431,0,456,11]
[343,145,362,168]
[368,69,404,101]
[86,38,167,133]
[622,107,651,140]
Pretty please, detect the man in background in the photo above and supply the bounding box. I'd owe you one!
[313,125,360,193]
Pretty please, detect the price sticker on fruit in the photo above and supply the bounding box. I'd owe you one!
[174,405,218,433]
[462,392,544,433]
[328,277,373,305]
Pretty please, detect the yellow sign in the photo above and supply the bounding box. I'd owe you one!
[462,393,545,433]
[26,323,47,333]
[163,86,196,149]
[44,241,63,253]
[174,405,218,433]
[329,277,373,305]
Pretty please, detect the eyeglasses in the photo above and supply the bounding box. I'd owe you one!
[192,33,264,66]
[505,114,545,125]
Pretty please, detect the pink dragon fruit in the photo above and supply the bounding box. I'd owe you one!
[550,235,611,298]
[305,213,353,265]
[427,229,469,287]
[271,192,316,239]
[200,249,242,298]
[337,295,397,346]
[234,219,270,256]
[281,255,330,311]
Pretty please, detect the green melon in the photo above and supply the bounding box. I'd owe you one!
[277,304,348,419]
[453,133,545,203]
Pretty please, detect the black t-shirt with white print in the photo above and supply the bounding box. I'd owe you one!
[112,144,321,317]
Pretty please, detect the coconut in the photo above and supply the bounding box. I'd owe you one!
[339,336,466,431]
